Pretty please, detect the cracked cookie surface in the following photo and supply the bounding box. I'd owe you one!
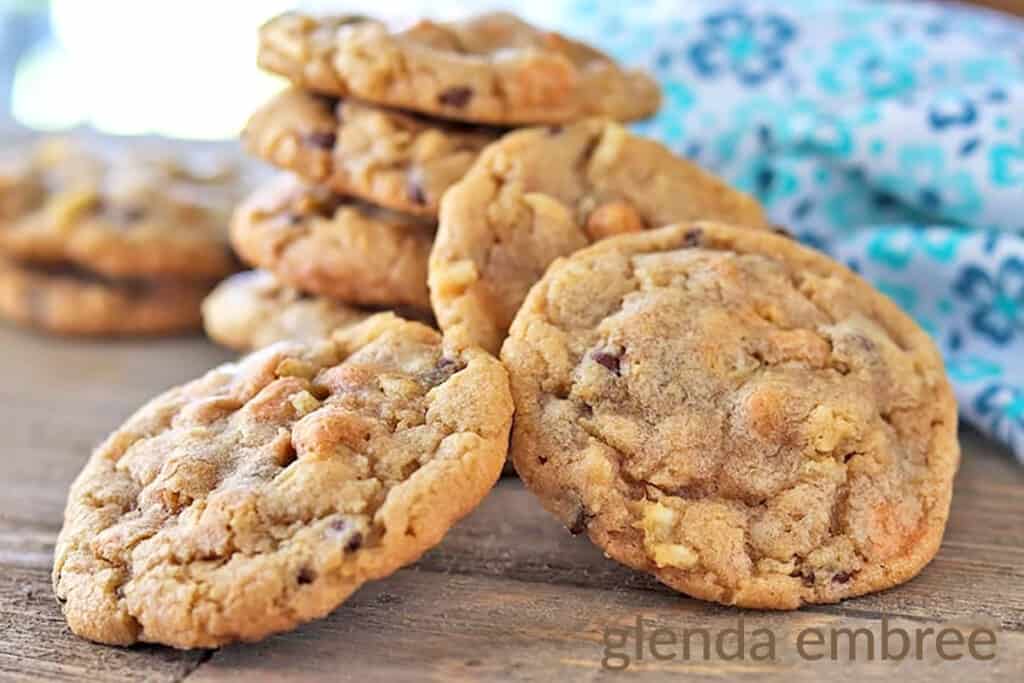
[0,138,245,281]
[53,313,514,648]
[231,175,434,312]
[258,12,660,124]
[0,258,210,336]
[502,223,959,609]
[245,88,502,216]
[430,119,769,354]
[202,270,372,352]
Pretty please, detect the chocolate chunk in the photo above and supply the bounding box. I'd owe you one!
[568,504,592,535]
[592,350,621,375]
[327,518,363,552]
[802,572,816,587]
[682,228,703,248]
[832,571,853,584]
[297,567,316,585]
[437,86,474,108]
[345,531,363,552]
[850,334,877,352]
[421,356,462,387]
[547,125,563,135]
[303,131,337,149]
[99,200,146,225]
[312,93,341,112]
[772,225,795,239]
[408,179,427,206]
[120,206,146,222]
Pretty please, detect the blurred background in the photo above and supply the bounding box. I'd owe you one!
[1,0,1019,139]
[0,0,575,140]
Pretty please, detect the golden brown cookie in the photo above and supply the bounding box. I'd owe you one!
[0,138,245,281]
[503,223,959,609]
[258,12,660,124]
[53,313,514,648]
[0,258,209,336]
[430,119,769,353]
[231,175,434,311]
[244,88,502,216]
[202,270,371,352]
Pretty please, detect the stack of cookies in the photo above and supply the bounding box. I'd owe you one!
[203,11,662,351]
[0,138,245,336]
[53,10,961,652]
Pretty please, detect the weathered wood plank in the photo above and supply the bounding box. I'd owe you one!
[0,566,208,683]
[1,322,1022,681]
[0,325,234,533]
[187,569,1023,682]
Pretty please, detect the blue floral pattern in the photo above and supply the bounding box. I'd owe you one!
[817,37,920,100]
[688,10,797,85]
[954,258,1024,345]
[928,93,978,131]
[561,0,1024,461]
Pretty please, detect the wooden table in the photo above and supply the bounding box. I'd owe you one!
[0,324,1022,682]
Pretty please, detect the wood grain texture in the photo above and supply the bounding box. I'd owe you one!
[0,566,209,683]
[0,324,1021,681]
[961,0,1024,17]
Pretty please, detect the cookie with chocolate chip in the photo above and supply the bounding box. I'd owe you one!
[503,223,959,609]
[202,270,372,352]
[244,88,502,216]
[53,313,514,647]
[430,119,769,353]
[231,175,434,312]
[0,138,246,281]
[0,258,210,336]
[258,12,660,124]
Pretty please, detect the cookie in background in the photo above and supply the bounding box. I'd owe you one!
[0,137,254,336]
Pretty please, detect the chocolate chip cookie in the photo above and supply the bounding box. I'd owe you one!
[245,88,502,216]
[231,175,434,311]
[0,258,209,336]
[503,223,959,609]
[258,12,660,124]
[53,313,514,647]
[202,270,371,351]
[0,138,245,281]
[430,119,769,353]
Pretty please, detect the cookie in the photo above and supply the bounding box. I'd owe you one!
[231,175,434,311]
[430,119,769,353]
[202,270,371,351]
[53,312,514,647]
[244,88,502,216]
[0,138,245,281]
[258,12,660,124]
[0,258,209,336]
[502,223,959,609]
